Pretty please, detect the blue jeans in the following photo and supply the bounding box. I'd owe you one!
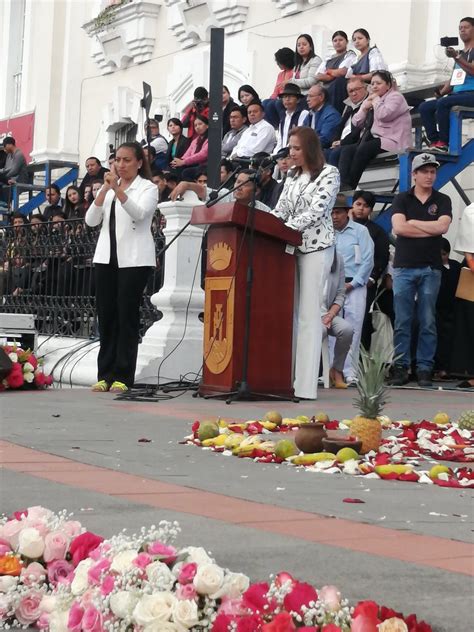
[392,267,441,371]
[418,91,474,143]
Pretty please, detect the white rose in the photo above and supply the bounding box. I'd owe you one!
[8,352,18,363]
[180,546,213,566]
[111,550,138,574]
[210,572,250,600]
[0,576,18,592]
[18,527,45,558]
[193,563,224,596]
[172,599,199,629]
[24,370,34,383]
[70,559,92,596]
[110,591,139,619]
[0,593,12,617]
[48,610,70,632]
[146,561,176,589]
[23,362,34,372]
[133,593,177,626]
[378,619,409,632]
[39,595,57,614]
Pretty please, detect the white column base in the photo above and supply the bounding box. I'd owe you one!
[135,195,205,385]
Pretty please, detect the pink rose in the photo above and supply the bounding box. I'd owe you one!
[23,518,49,538]
[82,605,103,632]
[87,559,111,586]
[15,591,43,625]
[148,541,177,563]
[133,553,152,569]
[36,612,50,629]
[319,585,341,612]
[217,597,245,617]
[61,521,83,539]
[283,582,318,617]
[47,560,74,586]
[20,562,46,586]
[26,507,52,521]
[100,575,115,597]
[0,520,23,548]
[0,538,11,556]
[178,562,197,584]
[176,583,198,600]
[44,530,69,562]
[67,602,84,632]
[351,615,379,632]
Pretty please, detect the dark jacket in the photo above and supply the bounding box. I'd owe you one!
[0,148,29,184]
[166,135,191,167]
[355,218,390,282]
[222,99,235,137]
[303,103,341,148]
[333,97,367,145]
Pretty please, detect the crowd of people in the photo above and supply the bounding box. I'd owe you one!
[0,17,473,395]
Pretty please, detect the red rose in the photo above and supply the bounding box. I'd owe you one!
[321,626,342,632]
[243,582,276,614]
[212,614,235,631]
[237,614,264,631]
[353,600,379,620]
[69,532,104,567]
[7,363,24,389]
[34,372,46,387]
[380,606,403,621]
[283,581,318,616]
[262,612,296,631]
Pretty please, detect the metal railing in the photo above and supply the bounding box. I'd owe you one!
[0,216,165,338]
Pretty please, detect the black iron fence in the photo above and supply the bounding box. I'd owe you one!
[0,216,165,338]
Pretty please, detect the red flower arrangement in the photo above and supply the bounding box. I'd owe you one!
[1,345,53,391]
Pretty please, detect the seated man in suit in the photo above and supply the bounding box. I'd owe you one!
[303,85,341,149]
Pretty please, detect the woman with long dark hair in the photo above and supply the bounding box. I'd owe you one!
[291,34,321,94]
[64,185,86,219]
[346,28,387,83]
[165,118,190,168]
[85,141,158,393]
[271,127,339,399]
[315,30,357,113]
[170,114,209,181]
[238,84,260,109]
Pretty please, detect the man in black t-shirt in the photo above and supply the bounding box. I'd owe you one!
[390,153,452,387]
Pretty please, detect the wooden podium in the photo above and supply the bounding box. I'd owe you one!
[190,202,302,397]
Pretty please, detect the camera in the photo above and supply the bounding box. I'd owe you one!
[154,114,163,123]
[440,36,458,47]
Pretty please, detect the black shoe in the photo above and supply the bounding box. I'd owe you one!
[417,370,432,387]
[388,366,409,386]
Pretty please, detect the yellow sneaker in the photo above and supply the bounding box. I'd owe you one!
[91,380,110,392]
[109,381,128,394]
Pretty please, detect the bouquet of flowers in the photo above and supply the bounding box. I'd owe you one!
[1,345,53,390]
[0,507,433,631]
[0,506,97,628]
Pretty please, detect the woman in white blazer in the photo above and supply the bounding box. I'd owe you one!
[85,142,158,393]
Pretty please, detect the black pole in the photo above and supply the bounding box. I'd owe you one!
[207,28,224,190]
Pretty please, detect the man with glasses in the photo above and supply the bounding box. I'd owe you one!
[325,78,369,166]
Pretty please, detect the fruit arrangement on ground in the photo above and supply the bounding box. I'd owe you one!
[182,408,474,488]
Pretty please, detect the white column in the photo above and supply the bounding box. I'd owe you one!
[135,193,205,384]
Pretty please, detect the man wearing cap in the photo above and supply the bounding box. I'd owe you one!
[274,83,308,153]
[332,193,374,384]
[231,101,276,159]
[390,153,452,387]
[303,85,341,149]
[0,137,29,190]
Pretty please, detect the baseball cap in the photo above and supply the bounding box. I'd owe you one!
[412,153,440,171]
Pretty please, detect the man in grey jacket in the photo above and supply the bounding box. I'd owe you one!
[322,249,353,388]
[0,137,29,186]
[221,106,248,158]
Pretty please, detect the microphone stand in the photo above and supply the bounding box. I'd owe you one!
[198,162,298,404]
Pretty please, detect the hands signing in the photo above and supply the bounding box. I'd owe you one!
[104,172,119,191]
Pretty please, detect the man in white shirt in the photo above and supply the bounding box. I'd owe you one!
[231,102,276,158]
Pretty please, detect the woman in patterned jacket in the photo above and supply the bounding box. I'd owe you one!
[272,127,340,400]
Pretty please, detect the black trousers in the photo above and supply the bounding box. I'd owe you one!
[361,282,377,352]
[338,138,383,189]
[95,264,151,387]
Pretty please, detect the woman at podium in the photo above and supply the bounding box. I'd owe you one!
[272,127,340,399]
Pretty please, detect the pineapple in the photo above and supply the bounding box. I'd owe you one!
[350,348,389,454]
[457,410,474,431]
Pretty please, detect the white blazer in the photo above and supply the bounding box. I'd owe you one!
[85,175,158,268]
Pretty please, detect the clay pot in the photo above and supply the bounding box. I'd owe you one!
[294,422,328,453]
[322,437,362,454]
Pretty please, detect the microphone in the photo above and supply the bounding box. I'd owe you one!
[259,147,290,169]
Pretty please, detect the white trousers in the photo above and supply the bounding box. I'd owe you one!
[293,246,334,399]
[342,284,367,381]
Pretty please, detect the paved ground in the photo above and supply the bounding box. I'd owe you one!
[1,386,473,631]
